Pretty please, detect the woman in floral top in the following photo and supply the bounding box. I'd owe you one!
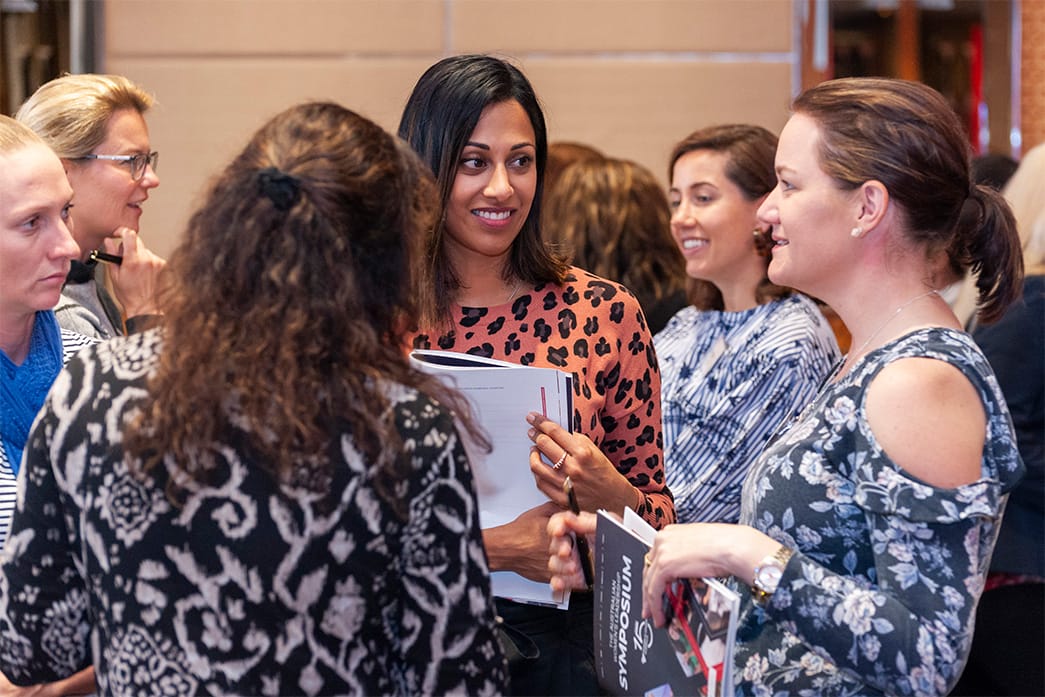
[545,78,1025,696]
[0,102,507,696]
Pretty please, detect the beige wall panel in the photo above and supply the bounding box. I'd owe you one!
[454,0,791,53]
[106,58,437,257]
[525,60,792,185]
[106,0,444,56]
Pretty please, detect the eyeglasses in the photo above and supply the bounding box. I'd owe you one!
[73,151,159,181]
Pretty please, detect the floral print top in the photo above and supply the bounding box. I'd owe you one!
[734,328,1024,697]
[0,330,507,696]
[409,267,674,528]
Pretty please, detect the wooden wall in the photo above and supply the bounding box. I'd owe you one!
[102,0,797,257]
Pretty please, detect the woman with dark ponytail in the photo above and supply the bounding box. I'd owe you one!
[545,78,1025,696]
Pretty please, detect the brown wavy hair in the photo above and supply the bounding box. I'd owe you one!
[545,140,605,196]
[124,101,474,514]
[543,157,686,315]
[669,124,791,311]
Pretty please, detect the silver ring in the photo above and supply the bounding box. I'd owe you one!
[552,452,567,469]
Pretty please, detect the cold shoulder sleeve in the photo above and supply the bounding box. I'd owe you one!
[735,329,1025,697]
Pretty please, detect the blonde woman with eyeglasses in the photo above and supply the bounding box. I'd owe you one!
[17,73,165,339]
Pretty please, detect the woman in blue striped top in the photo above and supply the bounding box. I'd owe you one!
[529,125,839,526]
[655,125,840,523]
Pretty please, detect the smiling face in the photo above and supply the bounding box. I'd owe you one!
[443,99,537,270]
[0,143,79,324]
[669,149,767,310]
[63,108,159,257]
[757,113,859,299]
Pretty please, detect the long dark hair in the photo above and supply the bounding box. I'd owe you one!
[124,101,474,516]
[398,54,569,327]
[669,124,791,310]
[793,78,1022,323]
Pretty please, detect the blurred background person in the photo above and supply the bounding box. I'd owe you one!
[543,140,605,196]
[542,156,688,334]
[398,54,673,696]
[16,73,166,339]
[970,152,1018,192]
[0,101,506,696]
[952,143,1045,697]
[0,114,97,697]
[655,124,839,523]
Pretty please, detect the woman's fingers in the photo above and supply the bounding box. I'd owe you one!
[547,511,597,592]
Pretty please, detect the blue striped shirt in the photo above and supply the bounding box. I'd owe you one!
[655,294,840,524]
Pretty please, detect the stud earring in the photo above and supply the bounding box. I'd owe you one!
[850,226,863,238]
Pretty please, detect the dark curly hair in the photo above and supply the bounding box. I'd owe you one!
[124,101,476,514]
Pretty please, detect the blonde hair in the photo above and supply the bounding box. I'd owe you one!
[15,73,154,158]
[0,114,46,152]
[1002,144,1045,272]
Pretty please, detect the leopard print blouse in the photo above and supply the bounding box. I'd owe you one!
[409,267,675,528]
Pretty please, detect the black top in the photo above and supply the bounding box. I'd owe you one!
[972,274,1044,577]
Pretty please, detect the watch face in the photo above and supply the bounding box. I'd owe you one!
[756,564,783,592]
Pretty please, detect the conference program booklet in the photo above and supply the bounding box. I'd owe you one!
[594,508,739,697]
[409,349,574,609]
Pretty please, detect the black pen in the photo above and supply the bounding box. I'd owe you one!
[89,250,123,266]
[563,476,595,590]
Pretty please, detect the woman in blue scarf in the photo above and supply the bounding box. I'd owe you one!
[0,115,94,535]
[0,114,98,696]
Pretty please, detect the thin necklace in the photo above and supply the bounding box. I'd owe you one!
[767,288,938,445]
[458,279,522,307]
[505,280,522,304]
[845,289,939,370]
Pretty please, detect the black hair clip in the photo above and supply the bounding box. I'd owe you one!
[257,167,300,212]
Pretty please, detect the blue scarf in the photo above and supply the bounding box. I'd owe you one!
[0,311,63,473]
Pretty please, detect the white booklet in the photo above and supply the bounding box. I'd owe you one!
[594,507,740,697]
[409,349,574,608]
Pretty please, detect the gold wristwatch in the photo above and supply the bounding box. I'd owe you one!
[751,545,794,606]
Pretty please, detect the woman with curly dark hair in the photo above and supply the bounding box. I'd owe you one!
[0,101,507,696]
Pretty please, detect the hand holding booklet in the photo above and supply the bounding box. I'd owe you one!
[409,349,574,608]
[594,508,739,697]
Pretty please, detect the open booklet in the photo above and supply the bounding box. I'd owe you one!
[594,508,739,697]
[409,349,574,609]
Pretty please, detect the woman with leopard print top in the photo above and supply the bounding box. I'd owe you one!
[399,54,675,696]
